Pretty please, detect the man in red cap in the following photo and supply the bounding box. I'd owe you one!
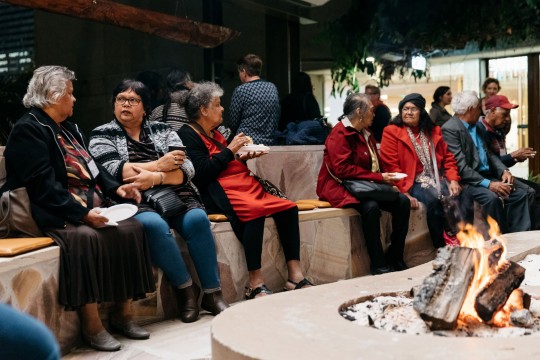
[478,94,539,229]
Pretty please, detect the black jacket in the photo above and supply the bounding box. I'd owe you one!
[2,108,122,229]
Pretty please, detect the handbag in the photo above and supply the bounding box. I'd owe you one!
[252,173,289,200]
[325,163,399,202]
[143,186,187,218]
[0,187,43,238]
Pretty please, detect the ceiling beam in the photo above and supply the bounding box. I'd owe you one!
[1,0,241,48]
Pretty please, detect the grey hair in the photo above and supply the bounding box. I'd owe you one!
[22,65,76,109]
[185,81,224,121]
[451,90,479,115]
[343,93,371,119]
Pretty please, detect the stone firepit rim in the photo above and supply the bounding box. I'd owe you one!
[211,231,540,360]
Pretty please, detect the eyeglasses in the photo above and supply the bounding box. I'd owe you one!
[402,107,420,113]
[115,96,142,106]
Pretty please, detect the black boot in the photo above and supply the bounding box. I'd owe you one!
[201,290,230,316]
[176,283,200,323]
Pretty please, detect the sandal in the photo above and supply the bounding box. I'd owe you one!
[283,278,314,291]
[244,284,273,300]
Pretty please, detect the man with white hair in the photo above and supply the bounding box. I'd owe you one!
[441,90,530,234]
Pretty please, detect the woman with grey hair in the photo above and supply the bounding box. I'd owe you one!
[89,79,229,323]
[2,66,155,352]
[179,82,313,299]
[317,93,410,275]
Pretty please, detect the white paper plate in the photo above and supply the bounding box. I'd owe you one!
[392,173,408,179]
[237,145,270,156]
[99,204,138,226]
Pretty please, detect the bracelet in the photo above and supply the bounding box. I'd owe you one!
[151,173,156,188]
[158,172,164,185]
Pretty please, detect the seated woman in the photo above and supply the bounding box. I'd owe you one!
[380,93,461,248]
[2,66,155,352]
[178,82,312,299]
[89,79,228,323]
[316,93,410,275]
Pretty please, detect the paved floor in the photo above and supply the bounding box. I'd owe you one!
[63,314,214,360]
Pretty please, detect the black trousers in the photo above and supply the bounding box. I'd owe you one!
[347,193,410,268]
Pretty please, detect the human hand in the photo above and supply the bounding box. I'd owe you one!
[488,181,512,198]
[123,166,157,190]
[405,193,420,209]
[501,170,513,185]
[227,132,251,154]
[382,172,399,183]
[156,150,184,172]
[116,183,141,203]
[448,180,461,196]
[83,208,108,228]
[511,148,536,162]
[238,151,266,161]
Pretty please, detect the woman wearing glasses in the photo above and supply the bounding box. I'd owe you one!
[316,93,410,275]
[380,93,462,248]
[89,80,229,324]
[2,66,155,352]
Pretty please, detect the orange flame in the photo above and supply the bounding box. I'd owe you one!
[456,217,515,326]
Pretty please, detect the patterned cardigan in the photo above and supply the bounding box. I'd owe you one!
[88,119,198,193]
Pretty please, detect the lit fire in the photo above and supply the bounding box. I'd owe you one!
[456,217,521,327]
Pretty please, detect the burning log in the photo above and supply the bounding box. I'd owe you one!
[413,246,480,330]
[474,261,526,323]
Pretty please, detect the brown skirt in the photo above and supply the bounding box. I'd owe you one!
[46,219,155,310]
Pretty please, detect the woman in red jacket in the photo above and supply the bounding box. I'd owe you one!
[380,93,461,248]
[316,93,410,275]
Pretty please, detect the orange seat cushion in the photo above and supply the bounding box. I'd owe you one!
[0,237,55,257]
[295,199,332,208]
[296,203,316,211]
[208,214,229,222]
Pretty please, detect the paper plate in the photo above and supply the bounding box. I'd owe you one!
[392,173,408,179]
[99,204,138,226]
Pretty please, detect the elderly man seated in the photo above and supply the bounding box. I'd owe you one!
[441,90,530,234]
[477,94,539,229]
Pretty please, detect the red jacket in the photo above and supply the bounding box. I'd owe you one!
[316,121,384,208]
[379,124,460,193]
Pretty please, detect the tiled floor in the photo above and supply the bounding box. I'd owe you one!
[63,314,214,360]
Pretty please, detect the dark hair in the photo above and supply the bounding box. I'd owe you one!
[482,77,501,93]
[338,93,371,120]
[291,72,313,94]
[166,68,192,92]
[136,71,163,109]
[112,79,152,119]
[364,84,380,95]
[391,108,434,134]
[433,86,450,103]
[237,54,262,77]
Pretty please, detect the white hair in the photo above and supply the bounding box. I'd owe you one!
[22,65,76,109]
[451,90,479,115]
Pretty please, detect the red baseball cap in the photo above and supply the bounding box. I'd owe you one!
[485,95,519,110]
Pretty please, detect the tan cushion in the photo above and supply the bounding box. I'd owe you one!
[296,199,332,208]
[296,203,316,211]
[208,214,229,222]
[0,237,55,257]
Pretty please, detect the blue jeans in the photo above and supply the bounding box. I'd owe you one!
[0,303,61,360]
[409,182,448,248]
[135,209,221,291]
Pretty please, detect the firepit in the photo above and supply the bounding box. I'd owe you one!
[212,231,540,360]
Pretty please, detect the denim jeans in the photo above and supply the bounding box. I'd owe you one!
[409,182,448,248]
[135,209,221,292]
[0,303,61,360]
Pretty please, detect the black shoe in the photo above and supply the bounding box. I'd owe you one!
[392,260,409,271]
[109,319,150,340]
[370,265,394,275]
[176,283,200,323]
[82,329,121,352]
[201,290,230,316]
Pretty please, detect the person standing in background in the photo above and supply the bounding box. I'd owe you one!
[481,78,501,115]
[429,86,453,126]
[229,54,280,145]
[364,85,391,143]
[279,72,321,131]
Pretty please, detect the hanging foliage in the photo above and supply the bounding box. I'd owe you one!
[325,0,540,93]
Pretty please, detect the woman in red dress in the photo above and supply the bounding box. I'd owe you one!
[178,82,312,299]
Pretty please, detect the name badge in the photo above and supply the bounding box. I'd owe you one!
[88,159,100,178]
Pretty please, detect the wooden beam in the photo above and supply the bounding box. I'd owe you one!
[1,0,241,48]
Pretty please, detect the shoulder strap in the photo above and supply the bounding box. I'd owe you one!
[429,139,441,195]
[325,162,343,184]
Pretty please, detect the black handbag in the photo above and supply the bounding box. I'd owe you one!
[143,186,187,218]
[252,173,288,200]
[325,163,399,202]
